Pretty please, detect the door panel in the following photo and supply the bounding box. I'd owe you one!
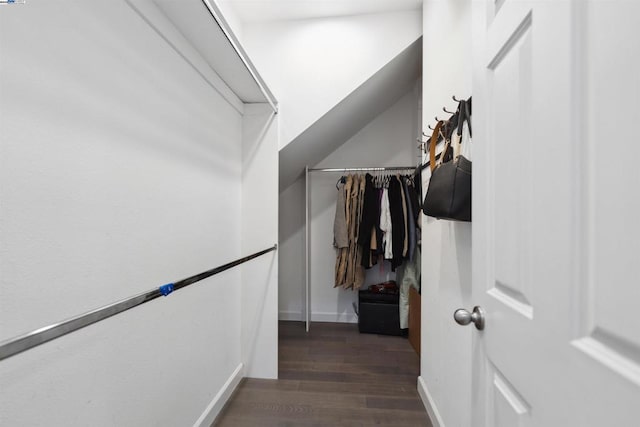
[489,11,533,319]
[473,0,640,425]
[476,1,543,424]
[491,369,530,427]
[571,0,640,391]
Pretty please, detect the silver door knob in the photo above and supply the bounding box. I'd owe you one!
[453,306,485,330]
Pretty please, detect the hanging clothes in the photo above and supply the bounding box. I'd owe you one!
[401,176,417,261]
[334,179,349,288]
[353,175,366,288]
[358,174,379,269]
[333,181,348,248]
[388,175,405,271]
[374,187,384,258]
[333,174,365,290]
[332,169,422,288]
[380,187,393,260]
[397,246,421,329]
[346,174,360,289]
[399,176,409,258]
[407,176,421,249]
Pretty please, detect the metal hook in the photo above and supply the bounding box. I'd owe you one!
[443,106,455,114]
[453,95,461,102]
[428,124,434,130]
[435,116,440,122]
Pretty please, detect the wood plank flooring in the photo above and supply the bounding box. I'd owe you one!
[213,321,432,427]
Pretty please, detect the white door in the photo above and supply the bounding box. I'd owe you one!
[469,0,640,425]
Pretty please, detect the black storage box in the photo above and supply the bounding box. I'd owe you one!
[358,290,401,336]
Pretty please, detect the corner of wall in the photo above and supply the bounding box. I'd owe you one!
[240,103,279,379]
[193,363,245,427]
[418,376,445,427]
[420,0,473,425]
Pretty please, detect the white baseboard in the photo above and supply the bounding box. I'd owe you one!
[278,311,358,324]
[193,363,244,427]
[279,311,303,321]
[418,376,444,427]
[312,311,358,324]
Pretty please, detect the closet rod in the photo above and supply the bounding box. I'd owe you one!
[309,166,417,173]
[0,245,277,361]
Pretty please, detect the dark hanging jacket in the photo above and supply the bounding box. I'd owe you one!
[358,174,379,268]
[374,188,385,257]
[402,177,417,261]
[388,175,406,271]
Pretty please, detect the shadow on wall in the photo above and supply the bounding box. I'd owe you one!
[334,286,360,318]
[243,110,277,172]
[244,254,277,371]
[437,222,472,301]
[278,178,306,317]
[279,178,305,244]
[454,223,472,300]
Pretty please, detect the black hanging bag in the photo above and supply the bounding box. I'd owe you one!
[422,100,472,222]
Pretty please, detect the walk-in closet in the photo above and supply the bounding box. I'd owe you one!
[2,0,640,426]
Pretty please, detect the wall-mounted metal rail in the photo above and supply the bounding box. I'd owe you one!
[0,244,277,361]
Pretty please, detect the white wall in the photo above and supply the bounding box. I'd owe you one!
[279,86,421,322]
[418,1,472,426]
[0,1,273,425]
[213,0,245,42]
[242,10,422,149]
[241,104,278,378]
[278,178,307,320]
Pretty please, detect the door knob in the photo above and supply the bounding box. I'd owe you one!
[453,306,485,330]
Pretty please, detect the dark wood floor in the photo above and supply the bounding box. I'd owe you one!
[213,321,432,426]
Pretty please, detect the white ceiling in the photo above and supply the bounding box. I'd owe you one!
[222,0,422,23]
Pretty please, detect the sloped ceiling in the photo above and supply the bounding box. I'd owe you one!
[153,0,268,103]
[279,38,422,190]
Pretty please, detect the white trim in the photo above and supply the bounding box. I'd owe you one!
[311,311,358,324]
[279,310,303,321]
[305,165,310,332]
[278,311,358,324]
[418,376,444,427]
[193,363,244,427]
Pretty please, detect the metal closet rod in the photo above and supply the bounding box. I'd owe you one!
[0,244,278,361]
[308,166,417,172]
